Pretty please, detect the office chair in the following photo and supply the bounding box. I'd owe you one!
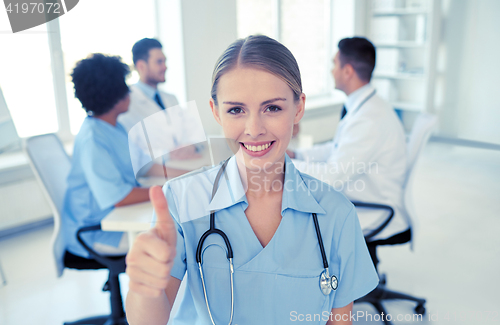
[26,133,128,325]
[354,113,438,325]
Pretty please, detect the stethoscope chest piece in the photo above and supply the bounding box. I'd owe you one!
[320,268,338,295]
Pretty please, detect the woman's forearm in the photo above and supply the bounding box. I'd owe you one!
[125,290,171,325]
[115,187,150,207]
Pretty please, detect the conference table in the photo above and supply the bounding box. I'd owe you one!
[100,201,154,247]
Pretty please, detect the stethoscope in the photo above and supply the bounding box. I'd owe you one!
[196,158,338,325]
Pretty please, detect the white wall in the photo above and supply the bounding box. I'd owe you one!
[159,0,237,136]
[181,0,238,136]
[439,0,500,144]
[156,0,187,106]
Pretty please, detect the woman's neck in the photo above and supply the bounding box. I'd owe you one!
[237,158,286,198]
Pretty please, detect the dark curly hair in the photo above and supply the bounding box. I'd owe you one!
[71,53,130,116]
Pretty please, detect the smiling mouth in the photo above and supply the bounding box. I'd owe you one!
[241,141,274,152]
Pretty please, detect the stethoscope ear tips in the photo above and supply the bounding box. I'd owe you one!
[320,269,338,295]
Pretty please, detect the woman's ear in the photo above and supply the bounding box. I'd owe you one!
[210,98,222,126]
[293,93,306,124]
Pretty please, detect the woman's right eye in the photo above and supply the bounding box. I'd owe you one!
[228,107,243,114]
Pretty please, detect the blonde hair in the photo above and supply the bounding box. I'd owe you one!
[211,35,302,105]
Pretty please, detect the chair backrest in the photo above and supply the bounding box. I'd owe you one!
[405,113,438,186]
[0,85,21,153]
[402,113,437,247]
[26,134,71,277]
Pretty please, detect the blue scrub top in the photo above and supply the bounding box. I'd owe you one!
[62,117,140,257]
[161,155,378,324]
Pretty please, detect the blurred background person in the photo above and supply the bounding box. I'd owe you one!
[63,53,186,258]
[119,38,203,162]
[289,37,408,255]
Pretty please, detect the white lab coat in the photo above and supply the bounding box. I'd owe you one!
[118,85,206,176]
[294,85,408,241]
[118,84,179,132]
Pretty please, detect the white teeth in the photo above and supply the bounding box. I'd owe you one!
[243,142,272,152]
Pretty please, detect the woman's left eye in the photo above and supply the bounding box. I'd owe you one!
[265,105,282,112]
[228,107,243,114]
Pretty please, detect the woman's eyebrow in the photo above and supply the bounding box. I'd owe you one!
[223,101,246,106]
[261,97,286,106]
[222,97,287,106]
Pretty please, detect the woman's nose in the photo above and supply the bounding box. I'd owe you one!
[245,114,266,138]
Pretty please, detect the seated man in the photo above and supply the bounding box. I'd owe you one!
[63,54,186,258]
[289,37,408,249]
[118,38,204,162]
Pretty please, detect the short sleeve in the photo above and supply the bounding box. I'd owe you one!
[332,207,379,308]
[163,183,187,281]
[80,138,134,210]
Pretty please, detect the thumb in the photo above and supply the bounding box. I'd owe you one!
[150,186,177,246]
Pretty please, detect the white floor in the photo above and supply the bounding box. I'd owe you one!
[0,143,499,325]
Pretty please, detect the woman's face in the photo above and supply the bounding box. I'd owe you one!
[210,67,305,172]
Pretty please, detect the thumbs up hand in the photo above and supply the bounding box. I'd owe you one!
[126,186,177,298]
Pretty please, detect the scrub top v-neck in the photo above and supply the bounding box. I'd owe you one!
[160,155,378,324]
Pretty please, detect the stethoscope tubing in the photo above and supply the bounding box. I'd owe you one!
[196,227,233,263]
[196,159,235,325]
[312,212,328,269]
[196,158,233,264]
[196,157,337,324]
[349,89,376,116]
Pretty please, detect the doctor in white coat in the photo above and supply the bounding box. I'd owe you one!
[289,37,408,249]
[119,38,203,164]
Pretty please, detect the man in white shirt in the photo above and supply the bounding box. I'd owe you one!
[119,38,203,166]
[289,37,408,251]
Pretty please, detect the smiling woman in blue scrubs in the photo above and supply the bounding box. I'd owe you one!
[125,36,379,325]
[64,54,185,258]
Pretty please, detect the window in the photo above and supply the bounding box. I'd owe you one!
[236,0,355,103]
[280,0,330,97]
[0,0,157,140]
[237,0,274,37]
[58,0,156,134]
[0,15,58,138]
